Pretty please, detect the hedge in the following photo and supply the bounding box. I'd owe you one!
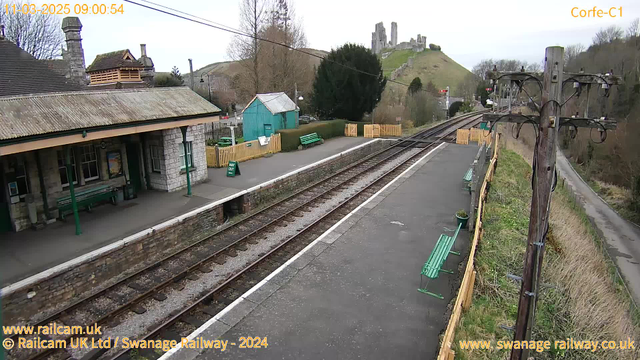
[278,120,348,151]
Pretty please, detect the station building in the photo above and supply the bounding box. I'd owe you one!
[0,19,221,233]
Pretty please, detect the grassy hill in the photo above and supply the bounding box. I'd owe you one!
[187,48,328,84]
[381,49,471,95]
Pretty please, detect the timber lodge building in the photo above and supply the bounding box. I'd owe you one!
[0,17,221,233]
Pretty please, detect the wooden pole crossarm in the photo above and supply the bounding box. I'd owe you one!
[482,113,617,130]
[490,71,621,86]
[563,73,622,85]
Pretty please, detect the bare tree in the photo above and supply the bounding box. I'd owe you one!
[526,62,542,73]
[0,0,64,59]
[259,0,310,96]
[564,43,585,69]
[627,18,639,38]
[456,73,479,101]
[227,0,267,96]
[472,59,494,80]
[592,25,623,45]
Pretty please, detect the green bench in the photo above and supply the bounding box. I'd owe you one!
[56,185,117,220]
[218,137,233,147]
[299,133,323,148]
[463,167,473,193]
[418,223,463,299]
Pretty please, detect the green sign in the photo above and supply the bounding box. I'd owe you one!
[226,160,241,177]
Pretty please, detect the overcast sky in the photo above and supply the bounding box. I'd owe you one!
[30,0,640,72]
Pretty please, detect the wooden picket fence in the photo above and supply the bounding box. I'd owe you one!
[470,128,491,143]
[363,124,401,138]
[437,134,500,360]
[206,133,281,168]
[345,124,358,137]
[456,129,470,145]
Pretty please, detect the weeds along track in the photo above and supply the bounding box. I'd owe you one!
[6,112,484,360]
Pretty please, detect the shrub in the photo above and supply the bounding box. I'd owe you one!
[428,43,442,51]
[278,120,347,151]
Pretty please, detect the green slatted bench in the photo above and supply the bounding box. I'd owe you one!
[299,133,323,148]
[418,223,462,299]
[56,185,117,220]
[463,167,473,193]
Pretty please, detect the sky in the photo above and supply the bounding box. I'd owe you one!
[25,0,640,72]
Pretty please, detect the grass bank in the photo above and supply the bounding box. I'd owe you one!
[453,147,639,360]
[567,157,640,225]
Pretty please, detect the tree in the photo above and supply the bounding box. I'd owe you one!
[408,77,422,94]
[424,80,439,96]
[472,59,494,80]
[475,81,491,106]
[405,91,439,127]
[257,0,311,98]
[564,43,585,69]
[593,25,623,45]
[457,73,479,101]
[0,0,64,59]
[627,18,639,38]
[154,66,184,87]
[312,44,386,121]
[227,0,267,96]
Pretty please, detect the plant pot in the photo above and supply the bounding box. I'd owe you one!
[456,214,469,228]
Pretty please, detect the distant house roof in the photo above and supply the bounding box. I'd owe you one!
[86,49,144,72]
[0,37,83,97]
[0,87,221,142]
[243,92,298,115]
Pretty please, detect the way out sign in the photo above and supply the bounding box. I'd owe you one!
[226,160,241,177]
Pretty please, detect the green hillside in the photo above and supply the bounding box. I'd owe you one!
[381,49,471,95]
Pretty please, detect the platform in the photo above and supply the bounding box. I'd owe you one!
[166,143,479,360]
[0,137,371,287]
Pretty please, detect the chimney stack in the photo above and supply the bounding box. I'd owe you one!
[61,17,88,86]
[138,43,155,86]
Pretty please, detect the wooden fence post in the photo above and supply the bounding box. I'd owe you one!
[463,270,477,311]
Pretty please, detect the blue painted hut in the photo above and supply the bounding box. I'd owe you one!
[241,92,298,141]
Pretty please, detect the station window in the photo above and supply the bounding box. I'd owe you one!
[179,142,193,169]
[150,145,163,173]
[15,162,29,198]
[79,144,100,181]
[57,150,78,187]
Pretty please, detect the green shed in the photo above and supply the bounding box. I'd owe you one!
[241,92,298,141]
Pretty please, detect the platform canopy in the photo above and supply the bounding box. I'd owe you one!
[0,87,221,155]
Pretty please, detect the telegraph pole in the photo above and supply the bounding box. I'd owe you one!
[483,47,618,360]
[510,46,563,360]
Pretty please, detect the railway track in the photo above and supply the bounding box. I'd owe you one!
[6,112,484,360]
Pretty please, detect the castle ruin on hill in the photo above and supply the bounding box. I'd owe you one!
[371,22,426,55]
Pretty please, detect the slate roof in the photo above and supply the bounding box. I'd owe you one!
[243,92,298,115]
[86,50,144,72]
[0,37,83,97]
[0,87,221,142]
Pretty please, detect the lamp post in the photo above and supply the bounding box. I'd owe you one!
[200,73,212,103]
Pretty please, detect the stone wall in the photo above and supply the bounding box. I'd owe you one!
[2,202,224,325]
[162,124,208,192]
